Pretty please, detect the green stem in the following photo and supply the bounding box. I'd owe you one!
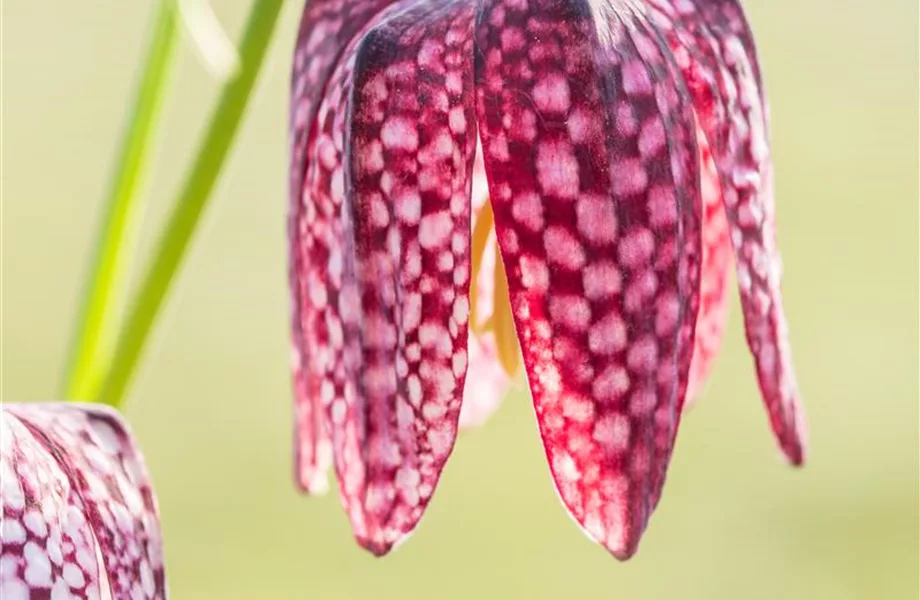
[96,0,286,408]
[62,0,180,401]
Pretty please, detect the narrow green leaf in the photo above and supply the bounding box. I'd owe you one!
[62,0,180,401]
[96,0,286,408]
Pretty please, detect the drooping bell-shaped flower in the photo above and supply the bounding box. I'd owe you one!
[1,403,166,598]
[288,0,807,559]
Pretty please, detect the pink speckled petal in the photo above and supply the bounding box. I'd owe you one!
[685,122,732,405]
[461,166,511,429]
[2,404,164,599]
[1,411,104,599]
[293,0,476,555]
[460,331,509,429]
[290,0,402,196]
[289,0,401,495]
[469,154,496,334]
[475,1,701,559]
[648,0,807,463]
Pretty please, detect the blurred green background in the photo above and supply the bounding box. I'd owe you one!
[3,1,918,598]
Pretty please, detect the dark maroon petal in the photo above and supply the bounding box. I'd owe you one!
[647,0,808,464]
[294,0,476,555]
[2,404,165,598]
[290,0,404,495]
[290,0,403,197]
[475,1,701,559]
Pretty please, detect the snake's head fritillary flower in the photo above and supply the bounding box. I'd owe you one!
[289,0,808,559]
[1,403,165,598]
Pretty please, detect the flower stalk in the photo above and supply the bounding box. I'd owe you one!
[62,0,180,402]
[96,0,286,408]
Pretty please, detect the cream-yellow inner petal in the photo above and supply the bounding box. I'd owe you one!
[469,198,521,378]
[469,199,494,334]
[492,245,521,378]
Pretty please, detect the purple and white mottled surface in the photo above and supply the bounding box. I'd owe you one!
[1,404,165,599]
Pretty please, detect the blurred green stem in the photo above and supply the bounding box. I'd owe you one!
[62,0,180,401]
[96,0,285,407]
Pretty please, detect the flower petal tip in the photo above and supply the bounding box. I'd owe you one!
[356,526,418,557]
[788,450,805,468]
[295,471,330,495]
[609,544,640,562]
[580,520,645,561]
[356,537,395,558]
[781,411,809,468]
